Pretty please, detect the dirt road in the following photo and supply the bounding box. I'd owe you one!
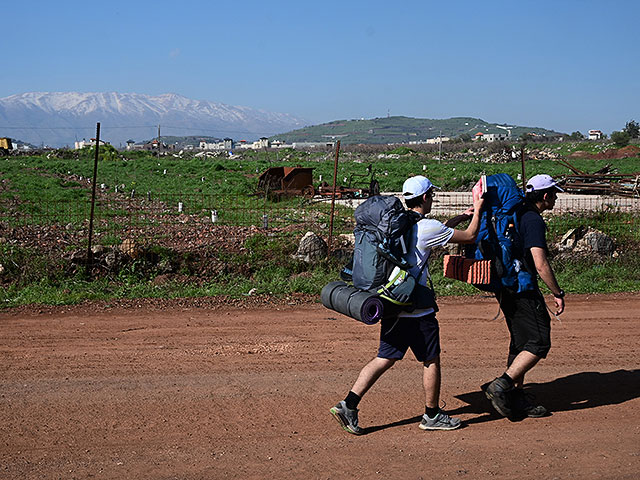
[1,293,639,479]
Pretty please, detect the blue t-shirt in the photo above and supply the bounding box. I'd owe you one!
[516,208,547,277]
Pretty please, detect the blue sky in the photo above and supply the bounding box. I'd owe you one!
[3,0,639,134]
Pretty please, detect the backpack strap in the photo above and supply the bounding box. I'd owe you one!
[416,250,430,277]
[402,214,432,281]
[512,206,540,289]
[409,248,437,309]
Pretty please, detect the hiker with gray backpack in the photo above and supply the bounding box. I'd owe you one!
[330,175,484,434]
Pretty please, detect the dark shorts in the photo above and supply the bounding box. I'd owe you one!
[377,313,440,362]
[497,289,551,358]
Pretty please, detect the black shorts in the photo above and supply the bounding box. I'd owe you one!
[497,289,551,358]
[377,313,440,362]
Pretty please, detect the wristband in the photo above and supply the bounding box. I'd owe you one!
[554,290,565,299]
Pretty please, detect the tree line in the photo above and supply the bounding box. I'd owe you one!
[567,120,639,147]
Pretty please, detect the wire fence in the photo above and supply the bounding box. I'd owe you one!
[1,192,639,255]
[0,193,355,254]
[428,192,640,243]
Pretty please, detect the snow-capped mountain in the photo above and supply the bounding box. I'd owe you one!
[0,92,307,147]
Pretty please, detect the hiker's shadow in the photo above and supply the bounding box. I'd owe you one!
[364,415,424,434]
[450,369,640,425]
[363,369,640,433]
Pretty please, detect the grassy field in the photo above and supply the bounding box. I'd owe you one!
[2,141,639,202]
[0,141,639,307]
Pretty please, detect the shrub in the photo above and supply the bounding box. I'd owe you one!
[486,141,512,154]
[611,131,630,148]
[624,120,639,139]
[388,146,415,155]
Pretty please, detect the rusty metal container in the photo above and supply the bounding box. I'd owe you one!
[258,167,315,197]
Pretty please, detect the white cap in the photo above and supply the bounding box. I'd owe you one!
[526,174,564,193]
[402,175,439,200]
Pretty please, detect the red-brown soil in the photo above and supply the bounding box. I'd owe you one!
[569,145,640,160]
[1,293,639,479]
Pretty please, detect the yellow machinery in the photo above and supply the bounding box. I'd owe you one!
[0,137,12,154]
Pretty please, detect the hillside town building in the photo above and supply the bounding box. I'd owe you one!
[74,138,109,149]
[199,138,234,150]
[588,130,603,140]
[473,132,510,142]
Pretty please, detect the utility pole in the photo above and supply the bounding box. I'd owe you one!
[438,130,442,163]
[157,124,161,160]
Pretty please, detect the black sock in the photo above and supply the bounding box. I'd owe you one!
[425,406,439,418]
[500,372,514,388]
[345,391,361,410]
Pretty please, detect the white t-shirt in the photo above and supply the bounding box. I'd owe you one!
[398,218,454,318]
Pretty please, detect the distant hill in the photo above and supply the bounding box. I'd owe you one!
[0,92,306,147]
[270,116,564,144]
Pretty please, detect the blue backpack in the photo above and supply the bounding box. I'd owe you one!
[472,173,535,293]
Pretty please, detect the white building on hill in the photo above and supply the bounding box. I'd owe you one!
[74,138,109,149]
[588,130,603,140]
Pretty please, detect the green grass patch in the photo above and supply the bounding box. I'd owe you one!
[3,145,638,209]
[552,253,640,294]
[1,145,639,307]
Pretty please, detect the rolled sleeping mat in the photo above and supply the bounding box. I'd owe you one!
[347,290,385,325]
[320,281,385,325]
[320,281,347,309]
[330,283,356,313]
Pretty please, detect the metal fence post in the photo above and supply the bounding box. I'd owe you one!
[86,122,100,278]
[327,140,340,256]
[520,144,527,190]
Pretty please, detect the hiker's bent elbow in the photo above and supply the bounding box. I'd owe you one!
[450,230,474,244]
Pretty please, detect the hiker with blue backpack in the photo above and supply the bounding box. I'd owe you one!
[483,173,566,419]
[330,175,484,434]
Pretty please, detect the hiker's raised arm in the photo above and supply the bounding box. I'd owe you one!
[444,209,472,228]
[448,194,484,244]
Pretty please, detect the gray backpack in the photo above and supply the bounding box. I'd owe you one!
[341,195,434,308]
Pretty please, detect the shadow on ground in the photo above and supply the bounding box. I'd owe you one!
[450,369,640,425]
[351,370,640,434]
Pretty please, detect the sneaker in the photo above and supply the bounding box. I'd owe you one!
[485,377,513,417]
[418,410,462,431]
[510,388,548,418]
[329,401,364,435]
